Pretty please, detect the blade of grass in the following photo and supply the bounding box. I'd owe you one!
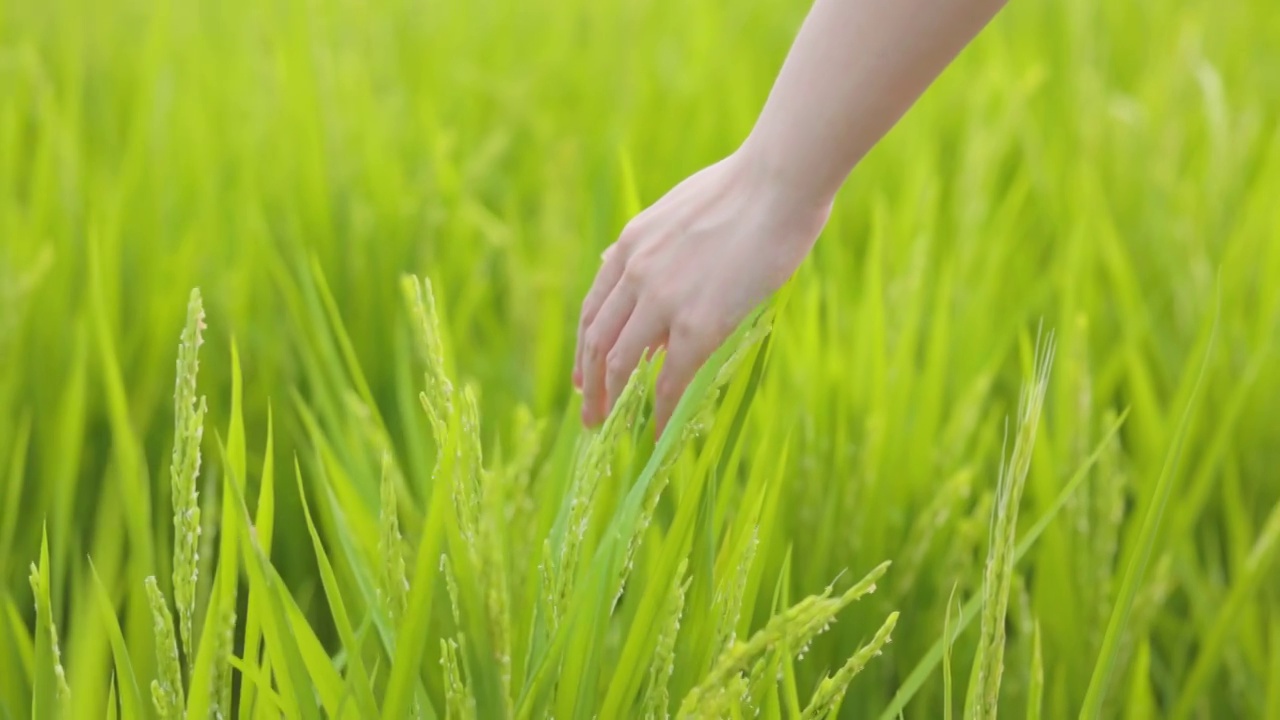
[380,424,453,720]
[220,440,323,720]
[87,559,148,720]
[29,524,69,719]
[184,564,227,720]
[1123,639,1153,717]
[190,342,248,719]
[107,675,117,720]
[295,460,381,718]
[774,550,802,720]
[2,596,35,711]
[1028,621,1043,720]
[0,411,30,578]
[1265,620,1280,720]
[87,230,155,590]
[1171,493,1280,719]
[944,583,958,720]
[239,407,276,719]
[227,654,287,717]
[1080,287,1219,719]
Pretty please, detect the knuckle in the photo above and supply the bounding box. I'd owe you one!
[584,328,606,360]
[646,285,678,315]
[606,350,631,379]
[656,374,681,402]
[621,259,647,288]
[669,313,701,342]
[618,216,646,247]
[623,249,660,289]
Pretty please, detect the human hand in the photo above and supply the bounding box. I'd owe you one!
[572,149,832,436]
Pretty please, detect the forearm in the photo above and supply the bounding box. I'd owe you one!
[740,0,1008,209]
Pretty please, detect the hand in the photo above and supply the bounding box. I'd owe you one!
[572,148,832,436]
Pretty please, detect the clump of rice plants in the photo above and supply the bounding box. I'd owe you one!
[11,281,921,719]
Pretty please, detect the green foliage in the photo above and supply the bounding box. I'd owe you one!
[2,0,1279,716]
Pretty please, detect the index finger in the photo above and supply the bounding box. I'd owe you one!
[574,244,627,390]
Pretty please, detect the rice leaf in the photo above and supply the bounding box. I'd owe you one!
[1028,621,1043,720]
[944,584,958,720]
[221,445,323,720]
[87,560,148,720]
[239,408,276,719]
[1171,493,1280,719]
[29,525,70,720]
[190,341,247,720]
[106,675,118,720]
[1081,287,1219,719]
[227,653,287,717]
[1123,639,1153,718]
[1265,620,1280,720]
[296,459,382,718]
[0,412,30,578]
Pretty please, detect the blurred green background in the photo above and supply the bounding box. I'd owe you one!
[2,0,1278,715]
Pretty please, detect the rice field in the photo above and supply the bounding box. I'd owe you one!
[1,0,1278,716]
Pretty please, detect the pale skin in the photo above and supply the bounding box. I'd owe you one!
[573,0,1010,435]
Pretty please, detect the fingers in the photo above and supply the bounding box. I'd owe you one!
[654,318,722,438]
[580,282,637,426]
[604,301,667,414]
[574,244,627,391]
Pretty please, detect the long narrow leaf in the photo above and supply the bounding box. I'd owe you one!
[1081,291,1219,719]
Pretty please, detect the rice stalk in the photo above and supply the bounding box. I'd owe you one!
[146,577,185,719]
[170,288,208,667]
[800,611,899,720]
[612,382,692,615]
[643,558,692,720]
[441,636,477,720]
[553,359,649,627]
[1027,621,1043,720]
[378,452,410,626]
[1092,406,1128,633]
[678,560,890,717]
[441,553,465,631]
[712,525,760,657]
[944,584,958,720]
[971,328,1055,720]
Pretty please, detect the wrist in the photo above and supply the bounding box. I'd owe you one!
[731,134,837,224]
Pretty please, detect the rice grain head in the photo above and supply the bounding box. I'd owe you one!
[170,288,208,666]
[643,558,692,720]
[801,611,899,720]
[678,560,891,717]
[973,327,1055,720]
[146,576,186,720]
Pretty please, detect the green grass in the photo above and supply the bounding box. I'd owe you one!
[1,0,1279,716]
